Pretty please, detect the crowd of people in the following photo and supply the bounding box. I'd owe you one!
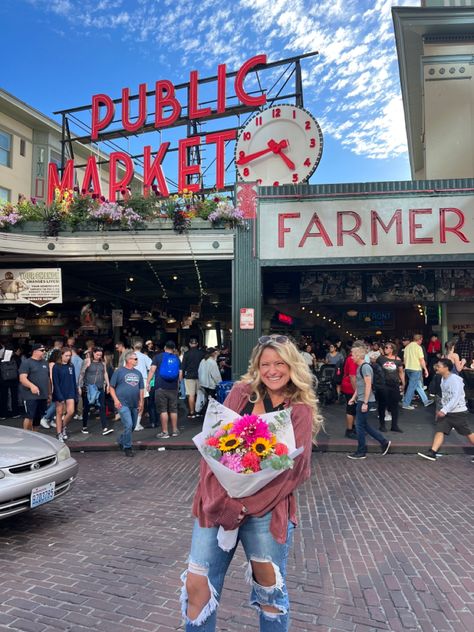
[0,336,232,456]
[297,331,474,462]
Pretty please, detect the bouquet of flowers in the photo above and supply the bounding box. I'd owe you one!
[193,398,303,550]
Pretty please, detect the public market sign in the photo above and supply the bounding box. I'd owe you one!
[0,268,62,307]
[259,194,474,261]
[47,55,268,203]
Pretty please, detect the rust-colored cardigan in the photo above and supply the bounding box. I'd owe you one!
[191,381,314,544]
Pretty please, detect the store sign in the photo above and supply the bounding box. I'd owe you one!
[0,268,62,307]
[112,309,123,327]
[48,55,268,202]
[259,194,474,261]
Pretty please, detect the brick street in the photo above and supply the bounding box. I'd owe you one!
[0,451,473,632]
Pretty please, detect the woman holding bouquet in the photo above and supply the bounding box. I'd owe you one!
[181,335,322,631]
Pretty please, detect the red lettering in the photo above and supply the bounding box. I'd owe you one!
[370,209,403,245]
[155,80,181,129]
[143,144,170,197]
[440,207,469,243]
[122,83,147,132]
[81,156,102,197]
[298,212,333,248]
[278,213,300,248]
[109,152,134,201]
[47,160,74,204]
[336,211,365,246]
[205,130,237,189]
[189,70,212,119]
[91,94,115,141]
[234,54,267,107]
[217,63,227,113]
[409,209,433,244]
[178,136,201,193]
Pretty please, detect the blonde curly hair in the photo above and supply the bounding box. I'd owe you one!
[240,337,323,441]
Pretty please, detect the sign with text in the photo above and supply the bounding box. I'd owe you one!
[0,268,62,307]
[259,194,474,261]
[240,308,255,330]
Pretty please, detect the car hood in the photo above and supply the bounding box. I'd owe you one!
[0,426,60,467]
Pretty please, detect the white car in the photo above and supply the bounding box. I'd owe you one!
[0,426,78,519]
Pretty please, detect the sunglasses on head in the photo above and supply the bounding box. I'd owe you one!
[258,335,289,345]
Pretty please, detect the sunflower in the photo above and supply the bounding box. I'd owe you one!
[251,437,273,457]
[219,434,241,452]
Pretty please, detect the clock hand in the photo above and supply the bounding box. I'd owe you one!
[268,139,295,170]
[236,145,274,165]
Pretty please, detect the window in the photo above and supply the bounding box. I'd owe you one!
[0,130,12,167]
[0,186,11,202]
[20,139,26,156]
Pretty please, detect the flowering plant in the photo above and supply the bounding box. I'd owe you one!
[203,413,295,473]
[208,200,245,227]
[0,203,23,229]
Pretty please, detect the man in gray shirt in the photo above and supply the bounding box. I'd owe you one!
[19,344,50,432]
[347,345,391,460]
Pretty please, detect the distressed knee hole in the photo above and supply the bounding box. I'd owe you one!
[180,567,219,626]
[246,558,287,619]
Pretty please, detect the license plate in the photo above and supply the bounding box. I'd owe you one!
[30,482,56,508]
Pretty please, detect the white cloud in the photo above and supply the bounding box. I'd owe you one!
[25,0,420,162]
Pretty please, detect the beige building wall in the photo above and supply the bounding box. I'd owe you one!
[0,111,33,202]
[422,42,474,180]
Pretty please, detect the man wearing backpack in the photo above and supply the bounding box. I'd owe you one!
[0,340,21,419]
[146,340,181,439]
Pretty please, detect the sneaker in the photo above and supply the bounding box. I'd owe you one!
[134,423,144,431]
[384,412,392,422]
[124,447,134,457]
[62,429,68,441]
[73,414,82,421]
[381,440,391,456]
[12,414,21,419]
[391,427,404,433]
[171,430,180,437]
[187,413,195,419]
[56,432,64,443]
[344,429,358,440]
[347,452,367,460]
[402,405,415,410]
[471,456,474,463]
[418,449,437,461]
[81,427,89,434]
[369,406,377,412]
[156,432,170,439]
[102,427,114,435]
[114,414,120,421]
[0,416,6,420]
[424,400,434,408]
[49,420,56,429]
[40,418,50,429]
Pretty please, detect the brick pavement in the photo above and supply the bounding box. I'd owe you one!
[0,452,473,631]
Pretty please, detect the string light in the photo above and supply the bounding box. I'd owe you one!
[146,261,168,300]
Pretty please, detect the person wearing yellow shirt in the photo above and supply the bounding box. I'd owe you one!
[402,334,434,410]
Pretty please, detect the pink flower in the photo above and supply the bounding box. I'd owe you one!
[232,415,272,446]
[214,428,226,438]
[274,443,289,456]
[241,451,261,472]
[220,453,244,473]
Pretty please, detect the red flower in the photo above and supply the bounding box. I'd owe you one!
[274,443,288,456]
[206,436,220,447]
[241,451,261,472]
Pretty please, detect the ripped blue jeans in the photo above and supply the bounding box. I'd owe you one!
[181,512,294,631]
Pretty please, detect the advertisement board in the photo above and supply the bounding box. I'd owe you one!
[0,268,62,307]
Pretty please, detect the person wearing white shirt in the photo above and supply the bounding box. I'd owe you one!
[133,341,152,430]
[198,348,222,411]
[418,358,474,462]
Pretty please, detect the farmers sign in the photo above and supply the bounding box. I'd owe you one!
[0,268,62,307]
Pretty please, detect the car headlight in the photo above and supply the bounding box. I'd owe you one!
[57,445,71,462]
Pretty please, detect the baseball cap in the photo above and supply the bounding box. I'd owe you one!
[32,343,46,351]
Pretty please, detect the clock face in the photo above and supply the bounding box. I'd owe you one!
[235,104,323,186]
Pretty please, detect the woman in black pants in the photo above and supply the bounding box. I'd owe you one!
[376,343,405,432]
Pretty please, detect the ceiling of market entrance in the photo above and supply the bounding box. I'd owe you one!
[2,260,232,322]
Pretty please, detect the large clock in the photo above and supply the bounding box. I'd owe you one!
[235,104,323,186]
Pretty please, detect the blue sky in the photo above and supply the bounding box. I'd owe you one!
[2,0,420,188]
